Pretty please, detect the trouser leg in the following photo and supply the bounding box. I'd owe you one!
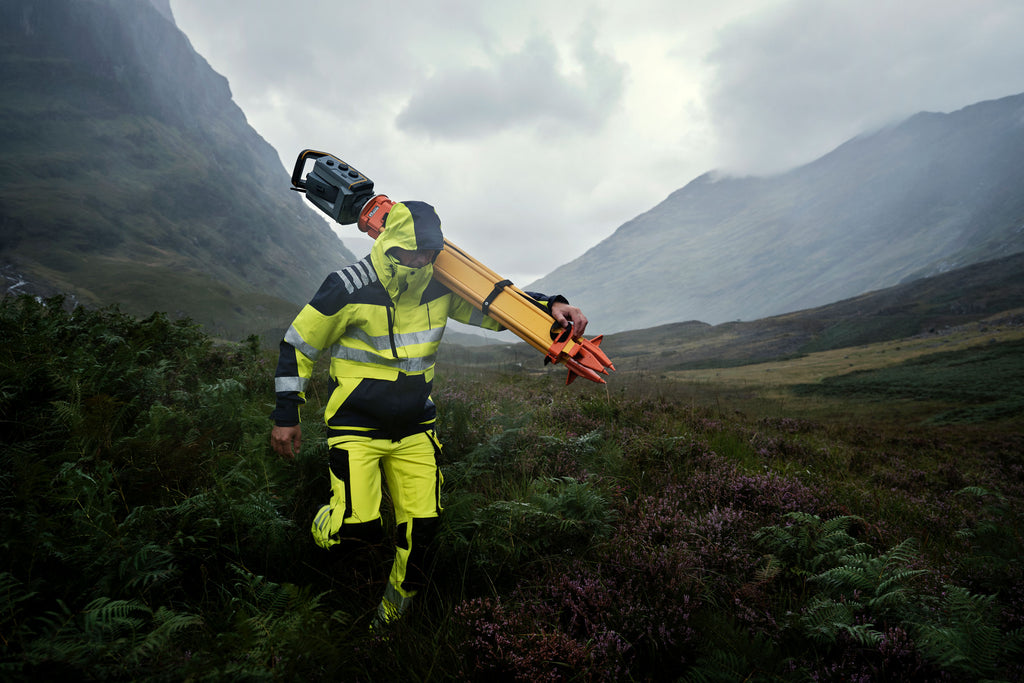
[312,440,385,550]
[312,431,444,626]
[377,431,444,623]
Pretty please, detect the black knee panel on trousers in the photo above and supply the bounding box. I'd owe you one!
[411,516,440,546]
[328,448,354,519]
[326,519,387,581]
[398,516,441,593]
[329,518,384,553]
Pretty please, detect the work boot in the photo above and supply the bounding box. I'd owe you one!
[370,588,413,633]
[370,597,401,633]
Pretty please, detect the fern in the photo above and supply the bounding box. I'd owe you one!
[797,535,1024,677]
[754,512,871,576]
[539,429,605,459]
[470,478,615,571]
[50,378,84,433]
[82,597,152,639]
[215,566,353,678]
[117,541,179,595]
[956,485,1005,502]
[18,596,201,678]
[86,597,201,670]
[129,606,203,662]
[684,614,787,682]
[912,585,1019,679]
[0,571,39,658]
[528,476,617,535]
[801,597,857,642]
[683,647,756,683]
[811,538,925,614]
[954,485,1022,577]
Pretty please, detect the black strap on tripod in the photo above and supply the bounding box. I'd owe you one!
[482,279,513,316]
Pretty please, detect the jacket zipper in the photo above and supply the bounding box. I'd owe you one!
[385,301,399,358]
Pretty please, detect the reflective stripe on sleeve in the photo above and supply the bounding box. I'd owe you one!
[285,325,321,361]
[350,260,377,286]
[275,376,309,393]
[336,269,357,295]
[335,259,378,295]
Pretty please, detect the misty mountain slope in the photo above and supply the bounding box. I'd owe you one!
[0,0,354,339]
[530,92,1024,332]
[439,249,1024,379]
[600,248,1024,373]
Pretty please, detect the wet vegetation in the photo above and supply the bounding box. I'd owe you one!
[793,337,1024,424]
[2,295,1022,681]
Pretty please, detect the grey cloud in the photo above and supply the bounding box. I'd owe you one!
[395,29,626,140]
[704,0,1024,175]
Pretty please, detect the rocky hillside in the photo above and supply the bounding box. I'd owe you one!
[0,0,355,340]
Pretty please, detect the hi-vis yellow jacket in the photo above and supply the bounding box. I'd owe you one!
[271,201,566,440]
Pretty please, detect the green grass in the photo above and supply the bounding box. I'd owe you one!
[798,315,925,353]
[794,337,1024,423]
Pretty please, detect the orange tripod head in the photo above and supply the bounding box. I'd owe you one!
[356,195,395,239]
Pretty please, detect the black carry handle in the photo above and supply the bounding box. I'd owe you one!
[290,149,332,191]
[289,149,375,225]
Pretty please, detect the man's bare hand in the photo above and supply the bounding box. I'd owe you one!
[551,301,588,338]
[271,424,302,459]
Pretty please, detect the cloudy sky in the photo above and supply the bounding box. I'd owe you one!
[169,0,1024,287]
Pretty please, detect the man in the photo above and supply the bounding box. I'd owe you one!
[269,200,587,629]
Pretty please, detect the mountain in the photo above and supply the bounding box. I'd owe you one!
[530,93,1024,333]
[600,249,1024,374]
[0,0,355,340]
[448,249,1024,376]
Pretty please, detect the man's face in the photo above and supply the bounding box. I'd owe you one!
[390,247,438,268]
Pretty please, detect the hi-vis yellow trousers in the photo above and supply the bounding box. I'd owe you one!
[311,430,444,613]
